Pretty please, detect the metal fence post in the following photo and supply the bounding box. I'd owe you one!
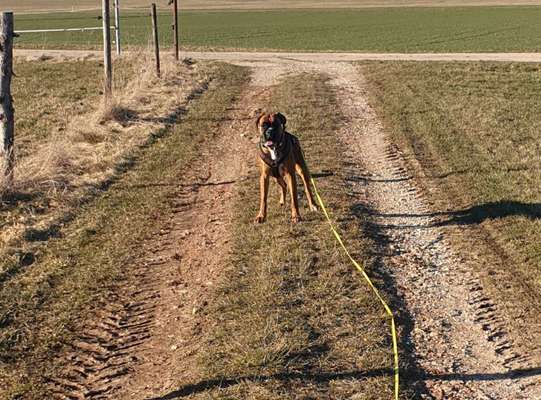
[173,0,179,61]
[0,12,15,185]
[102,0,113,98]
[114,0,121,56]
[151,4,160,77]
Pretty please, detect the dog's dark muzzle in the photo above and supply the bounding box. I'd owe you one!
[263,127,280,145]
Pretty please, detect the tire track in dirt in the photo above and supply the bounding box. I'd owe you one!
[323,62,541,400]
[46,177,213,399]
[114,84,269,399]
[47,73,270,399]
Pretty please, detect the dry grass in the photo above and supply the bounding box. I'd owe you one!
[0,50,207,283]
[9,51,198,193]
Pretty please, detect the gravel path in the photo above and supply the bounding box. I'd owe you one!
[231,55,541,398]
[14,49,541,63]
[322,63,541,399]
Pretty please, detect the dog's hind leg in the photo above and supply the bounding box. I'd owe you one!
[295,162,318,212]
[275,176,287,206]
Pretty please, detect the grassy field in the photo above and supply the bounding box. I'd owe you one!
[6,0,541,13]
[361,61,541,322]
[13,61,102,158]
[13,6,541,52]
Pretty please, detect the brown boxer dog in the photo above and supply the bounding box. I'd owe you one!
[254,112,318,224]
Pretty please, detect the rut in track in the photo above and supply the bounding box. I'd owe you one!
[114,85,267,399]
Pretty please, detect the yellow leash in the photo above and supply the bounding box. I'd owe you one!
[310,176,400,400]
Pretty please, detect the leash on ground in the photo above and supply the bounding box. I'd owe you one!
[309,175,400,400]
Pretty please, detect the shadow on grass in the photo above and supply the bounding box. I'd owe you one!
[435,164,541,180]
[122,180,239,190]
[348,202,431,398]
[146,368,392,399]
[361,200,541,229]
[147,366,541,399]
[0,191,41,209]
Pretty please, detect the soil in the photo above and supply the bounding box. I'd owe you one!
[40,51,541,399]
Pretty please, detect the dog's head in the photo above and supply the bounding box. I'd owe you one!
[256,112,287,161]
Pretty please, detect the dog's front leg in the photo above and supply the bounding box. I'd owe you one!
[255,172,270,223]
[285,172,301,223]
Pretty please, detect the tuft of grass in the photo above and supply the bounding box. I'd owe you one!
[182,74,410,399]
[13,6,541,52]
[0,62,251,399]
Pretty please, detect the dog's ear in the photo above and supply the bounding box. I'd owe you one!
[276,113,287,127]
[255,113,265,131]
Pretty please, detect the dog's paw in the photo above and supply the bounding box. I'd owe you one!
[309,204,319,212]
[254,214,266,224]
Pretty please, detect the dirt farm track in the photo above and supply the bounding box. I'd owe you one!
[5,49,541,399]
[14,49,541,63]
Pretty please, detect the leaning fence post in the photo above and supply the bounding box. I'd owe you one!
[0,12,15,185]
[151,3,160,77]
[102,0,113,98]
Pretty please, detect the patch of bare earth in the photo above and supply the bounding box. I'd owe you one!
[14,50,541,64]
[8,0,541,13]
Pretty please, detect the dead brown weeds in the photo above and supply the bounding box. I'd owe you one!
[0,49,207,276]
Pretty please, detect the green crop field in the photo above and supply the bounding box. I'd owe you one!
[12,6,541,52]
[5,1,541,13]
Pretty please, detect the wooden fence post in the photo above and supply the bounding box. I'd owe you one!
[151,4,160,77]
[114,0,121,56]
[102,0,113,98]
[0,12,14,185]
[173,0,179,61]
